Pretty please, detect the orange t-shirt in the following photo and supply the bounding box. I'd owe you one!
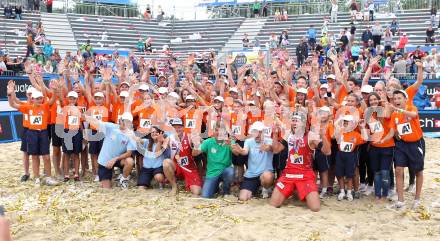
[88,102,110,130]
[389,104,423,142]
[18,101,30,128]
[405,85,417,104]
[23,103,51,130]
[135,106,156,132]
[338,130,366,152]
[337,85,349,104]
[368,114,395,148]
[182,108,202,134]
[63,105,82,130]
[111,97,127,123]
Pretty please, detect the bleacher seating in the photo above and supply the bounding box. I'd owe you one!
[0,8,41,58]
[258,9,433,58]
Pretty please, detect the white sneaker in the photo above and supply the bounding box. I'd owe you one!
[412,199,421,209]
[387,189,396,200]
[359,183,367,192]
[364,185,374,196]
[319,190,327,199]
[119,177,129,190]
[338,191,345,201]
[262,187,270,199]
[115,174,123,181]
[45,177,60,186]
[94,175,99,182]
[346,192,354,201]
[34,177,41,185]
[407,184,416,194]
[392,201,405,209]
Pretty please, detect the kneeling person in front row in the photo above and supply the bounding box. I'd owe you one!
[232,121,274,201]
[86,112,136,189]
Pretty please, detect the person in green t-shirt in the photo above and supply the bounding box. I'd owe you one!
[252,0,261,18]
[193,128,235,198]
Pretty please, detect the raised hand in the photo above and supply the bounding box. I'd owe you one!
[7,80,15,95]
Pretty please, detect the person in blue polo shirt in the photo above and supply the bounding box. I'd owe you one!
[85,112,136,189]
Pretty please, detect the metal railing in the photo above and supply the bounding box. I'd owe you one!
[68,2,139,18]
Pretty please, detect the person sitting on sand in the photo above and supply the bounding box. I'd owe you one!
[231,121,275,201]
[270,113,330,212]
[135,126,170,189]
[163,118,203,196]
[192,123,235,198]
[85,112,136,189]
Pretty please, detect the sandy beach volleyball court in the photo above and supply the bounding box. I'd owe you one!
[1,139,440,241]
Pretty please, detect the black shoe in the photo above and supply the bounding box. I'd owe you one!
[63,177,70,182]
[354,191,361,199]
[20,174,30,182]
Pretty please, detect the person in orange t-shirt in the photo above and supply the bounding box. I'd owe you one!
[61,91,83,182]
[7,81,59,185]
[111,91,129,123]
[334,115,367,201]
[87,91,110,180]
[364,92,395,201]
[382,90,424,208]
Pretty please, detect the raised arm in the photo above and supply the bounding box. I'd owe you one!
[7,80,20,109]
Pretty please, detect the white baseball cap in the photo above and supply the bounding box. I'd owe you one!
[342,115,354,121]
[213,96,224,102]
[229,87,239,93]
[361,85,374,94]
[67,91,78,98]
[26,86,36,94]
[319,106,331,112]
[327,74,336,80]
[320,84,329,89]
[120,112,133,122]
[250,121,265,132]
[168,92,180,99]
[119,91,129,98]
[138,84,149,91]
[94,92,104,98]
[120,81,130,87]
[297,88,308,95]
[158,87,168,94]
[31,91,43,98]
[185,95,195,101]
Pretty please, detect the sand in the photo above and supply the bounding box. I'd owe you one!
[1,139,440,241]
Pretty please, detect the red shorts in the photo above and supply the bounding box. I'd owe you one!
[175,164,202,191]
[275,172,318,201]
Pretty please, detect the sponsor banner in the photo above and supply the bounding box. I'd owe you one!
[0,77,50,101]
[419,111,440,133]
[231,50,260,68]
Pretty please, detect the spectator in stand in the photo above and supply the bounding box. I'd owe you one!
[46,0,53,13]
[330,0,338,23]
[372,21,383,48]
[26,33,35,57]
[34,21,46,45]
[296,37,308,67]
[80,40,93,59]
[307,25,317,51]
[34,0,41,12]
[383,28,393,53]
[340,29,349,51]
[157,6,165,21]
[0,56,7,73]
[426,25,435,46]
[143,4,151,20]
[351,41,361,61]
[321,19,329,36]
[252,0,261,18]
[4,5,15,19]
[269,32,278,52]
[423,56,436,79]
[349,22,357,43]
[274,8,281,22]
[279,30,289,49]
[320,32,328,47]
[431,6,437,28]
[137,37,145,52]
[43,40,54,58]
[282,8,288,21]
[397,32,408,52]
[52,48,61,63]
[368,0,375,22]
[349,0,359,22]
[262,2,268,17]
[362,26,373,48]
[43,60,53,73]
[145,37,152,53]
[15,5,23,20]
[431,86,440,109]
[393,54,407,79]
[390,17,400,36]
[33,48,45,65]
[242,33,251,50]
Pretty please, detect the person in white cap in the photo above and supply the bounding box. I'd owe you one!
[163,118,203,196]
[87,91,110,182]
[85,112,136,189]
[61,91,82,182]
[111,91,129,123]
[8,85,36,182]
[7,80,61,186]
[334,115,368,201]
[270,112,330,211]
[231,121,275,200]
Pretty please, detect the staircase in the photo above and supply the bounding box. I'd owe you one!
[221,18,267,53]
[40,13,77,55]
